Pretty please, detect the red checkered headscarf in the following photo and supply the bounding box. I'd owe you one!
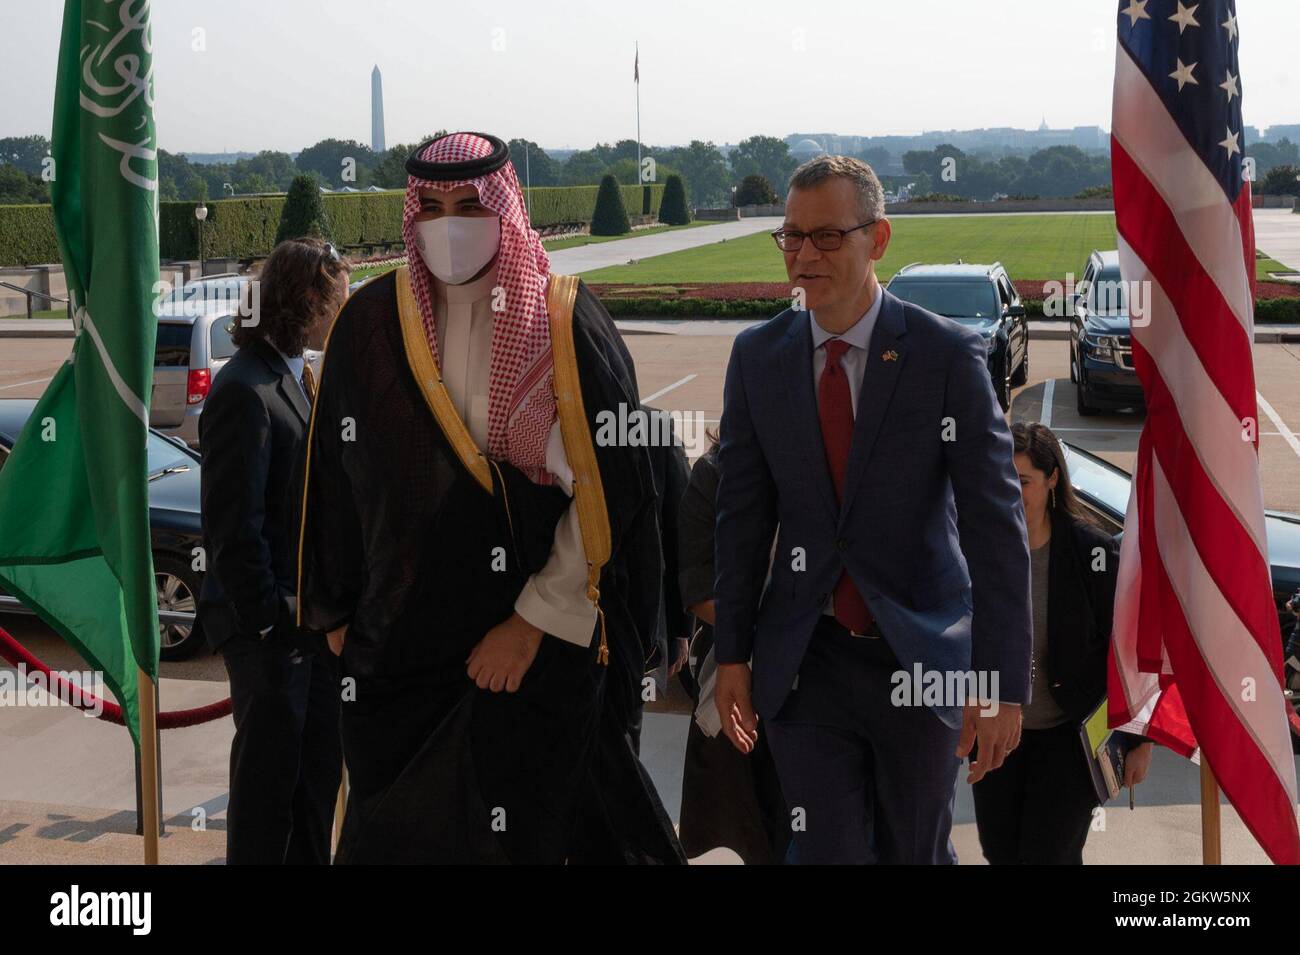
[402,132,556,485]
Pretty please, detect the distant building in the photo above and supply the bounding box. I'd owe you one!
[1263,124,1300,144]
[371,65,386,154]
[791,137,826,161]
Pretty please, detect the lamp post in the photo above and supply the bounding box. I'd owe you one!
[195,204,208,277]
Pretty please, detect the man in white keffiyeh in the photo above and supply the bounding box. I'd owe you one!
[297,131,684,863]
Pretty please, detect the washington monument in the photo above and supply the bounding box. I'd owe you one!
[371,65,386,153]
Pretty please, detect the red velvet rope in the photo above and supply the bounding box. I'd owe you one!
[0,624,231,729]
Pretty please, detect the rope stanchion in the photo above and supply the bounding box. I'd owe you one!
[0,623,231,729]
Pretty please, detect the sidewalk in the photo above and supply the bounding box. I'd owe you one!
[1255,208,1300,273]
[547,217,782,274]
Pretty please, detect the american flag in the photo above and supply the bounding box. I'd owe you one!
[1108,0,1300,864]
[634,43,640,83]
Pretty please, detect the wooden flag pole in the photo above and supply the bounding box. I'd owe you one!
[332,762,348,856]
[1200,755,1222,865]
[137,668,160,865]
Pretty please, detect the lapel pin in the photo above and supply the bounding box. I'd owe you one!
[882,349,899,363]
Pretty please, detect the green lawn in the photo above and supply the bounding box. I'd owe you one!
[3,307,69,320]
[581,213,1291,284]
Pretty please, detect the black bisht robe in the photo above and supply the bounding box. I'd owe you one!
[297,267,684,864]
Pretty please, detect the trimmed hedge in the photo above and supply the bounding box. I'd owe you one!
[1,184,666,266]
[0,204,61,266]
[276,174,333,244]
[659,175,691,225]
[591,175,632,236]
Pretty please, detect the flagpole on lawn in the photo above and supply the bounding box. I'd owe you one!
[635,41,642,193]
[1200,757,1221,864]
[138,669,160,864]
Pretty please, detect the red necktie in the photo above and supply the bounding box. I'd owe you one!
[818,339,873,634]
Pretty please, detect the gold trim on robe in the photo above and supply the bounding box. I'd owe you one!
[546,273,613,664]
[395,265,494,493]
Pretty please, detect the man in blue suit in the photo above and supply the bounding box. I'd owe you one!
[713,156,1031,864]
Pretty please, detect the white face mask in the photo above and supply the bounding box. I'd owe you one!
[413,215,501,285]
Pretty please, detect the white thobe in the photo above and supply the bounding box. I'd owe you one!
[433,265,597,647]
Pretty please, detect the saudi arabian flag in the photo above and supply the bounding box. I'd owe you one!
[0,0,161,749]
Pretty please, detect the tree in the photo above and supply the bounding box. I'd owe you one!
[276,174,333,244]
[734,174,776,206]
[659,174,691,224]
[1259,164,1300,197]
[507,139,560,187]
[231,151,297,191]
[560,150,609,185]
[590,174,630,235]
[0,135,51,175]
[730,136,796,195]
[295,138,375,190]
[661,140,730,207]
[0,164,48,203]
[1251,138,1300,177]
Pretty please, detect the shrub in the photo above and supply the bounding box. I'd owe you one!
[591,174,631,236]
[734,174,776,206]
[658,174,691,225]
[275,174,333,244]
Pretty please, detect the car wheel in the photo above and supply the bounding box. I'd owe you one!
[1010,341,1029,387]
[1076,377,1099,417]
[1069,342,1077,383]
[155,553,203,661]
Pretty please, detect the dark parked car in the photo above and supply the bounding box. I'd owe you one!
[1069,249,1145,416]
[1061,440,1300,642]
[887,262,1029,411]
[0,399,205,660]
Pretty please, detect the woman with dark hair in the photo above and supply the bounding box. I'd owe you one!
[196,236,350,864]
[971,421,1152,865]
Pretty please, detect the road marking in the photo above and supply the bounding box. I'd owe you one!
[0,376,53,391]
[642,373,698,404]
[1256,390,1300,460]
[1040,378,1055,429]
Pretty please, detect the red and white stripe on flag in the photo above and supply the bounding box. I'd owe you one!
[1107,1,1299,864]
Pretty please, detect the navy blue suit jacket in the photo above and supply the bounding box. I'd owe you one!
[713,288,1032,729]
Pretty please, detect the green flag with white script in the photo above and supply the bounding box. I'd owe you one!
[0,0,161,749]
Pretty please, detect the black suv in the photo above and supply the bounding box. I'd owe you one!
[1069,249,1145,415]
[886,262,1029,411]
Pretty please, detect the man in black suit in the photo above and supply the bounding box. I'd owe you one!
[196,238,351,864]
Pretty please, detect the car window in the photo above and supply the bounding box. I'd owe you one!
[1076,262,1096,306]
[210,316,237,361]
[162,277,245,308]
[1088,267,1127,316]
[887,280,999,320]
[0,445,8,477]
[155,322,191,367]
[997,276,1016,308]
[1062,445,1131,520]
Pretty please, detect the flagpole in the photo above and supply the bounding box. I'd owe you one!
[137,668,160,865]
[635,41,641,188]
[1200,756,1222,864]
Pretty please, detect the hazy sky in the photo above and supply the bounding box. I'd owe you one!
[1,0,1295,153]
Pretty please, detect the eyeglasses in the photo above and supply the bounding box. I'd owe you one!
[771,220,878,253]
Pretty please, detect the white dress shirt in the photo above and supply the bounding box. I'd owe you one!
[809,284,884,617]
[808,283,883,411]
[273,344,308,402]
[433,265,597,648]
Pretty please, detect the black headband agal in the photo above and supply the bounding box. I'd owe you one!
[405,132,511,181]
